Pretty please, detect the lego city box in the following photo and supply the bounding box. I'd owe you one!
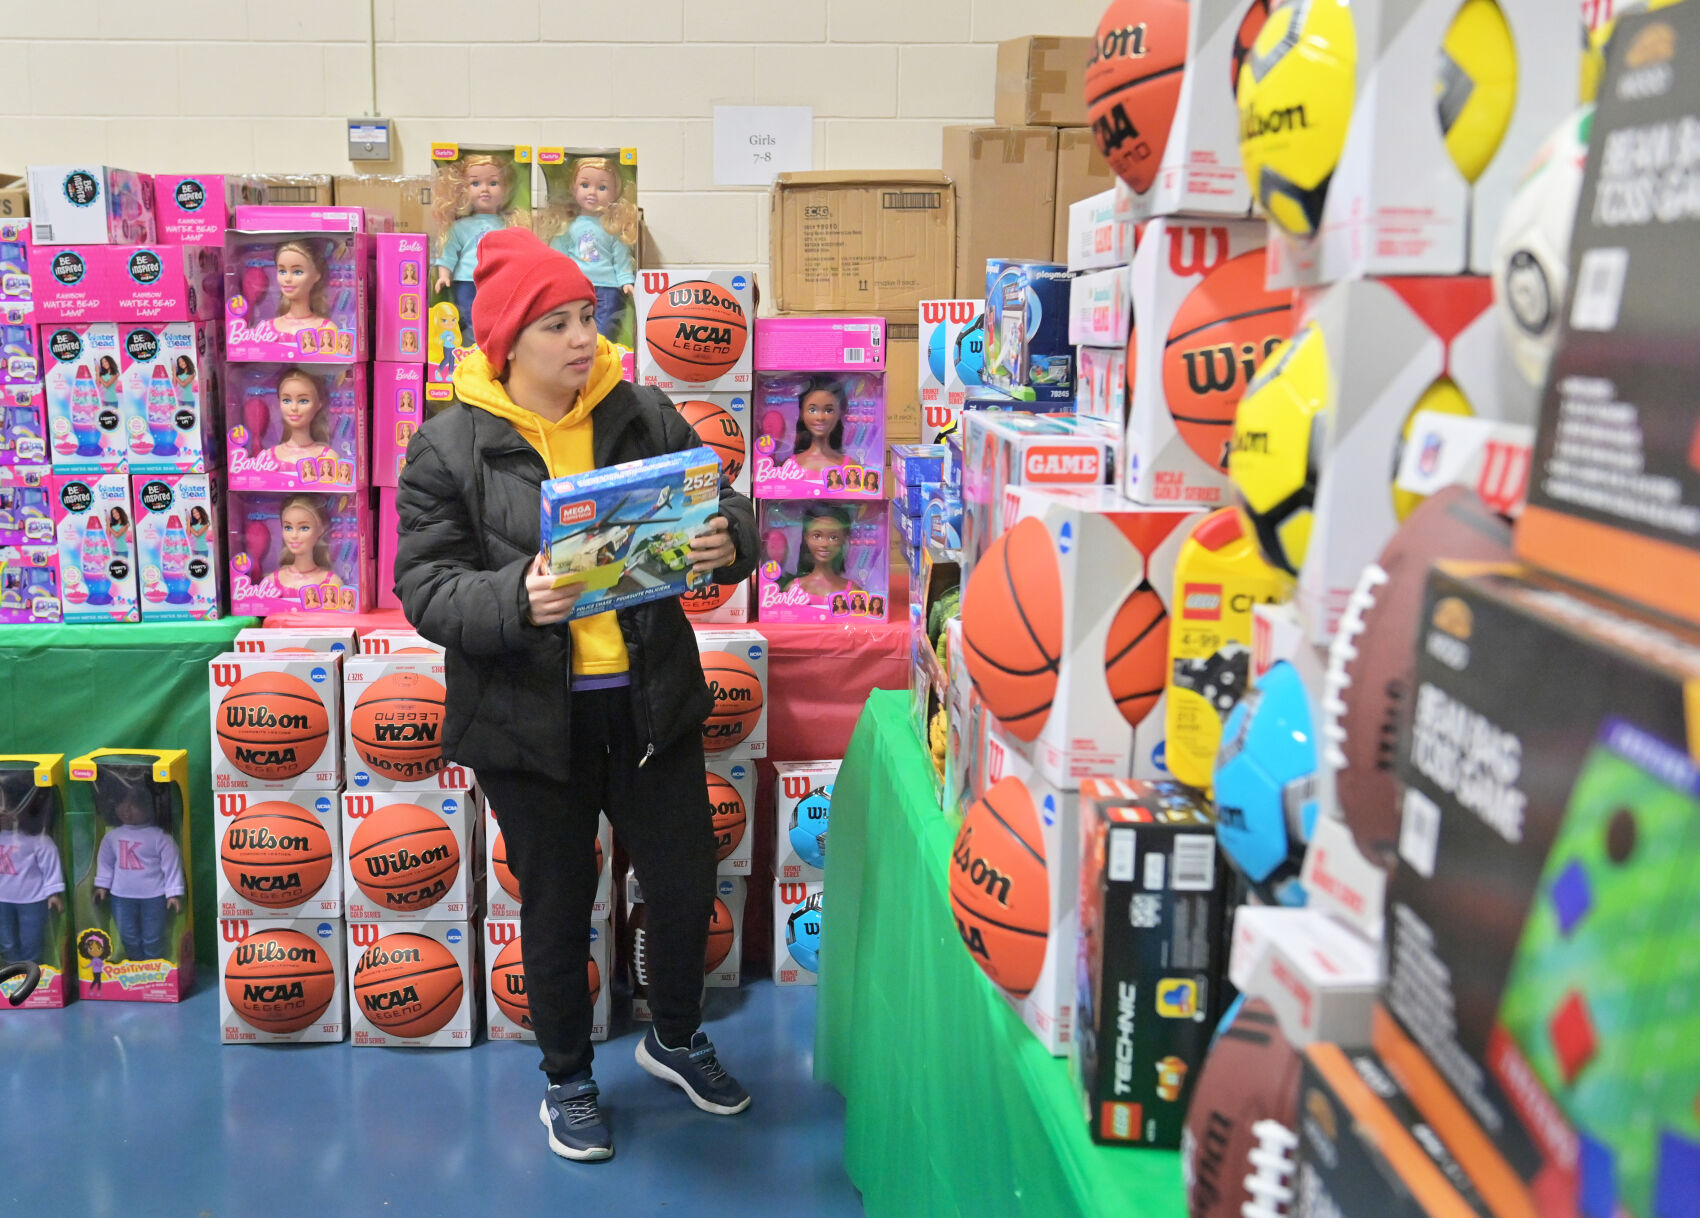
[213,786,342,920]
[0,754,71,1010]
[218,916,346,1044]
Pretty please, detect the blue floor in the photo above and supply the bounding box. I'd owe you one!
[1,979,863,1218]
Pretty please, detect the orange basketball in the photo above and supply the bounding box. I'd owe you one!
[961,518,1064,742]
[682,581,733,617]
[705,896,735,972]
[216,671,330,781]
[348,671,448,782]
[271,647,317,655]
[677,399,746,479]
[490,936,529,1028]
[588,954,601,1006]
[1106,584,1170,728]
[949,776,1050,998]
[220,801,334,909]
[347,802,461,913]
[224,927,337,1033]
[1086,0,1192,194]
[700,651,763,752]
[708,771,747,862]
[1163,247,1292,471]
[491,829,519,901]
[352,932,463,1038]
[645,280,749,384]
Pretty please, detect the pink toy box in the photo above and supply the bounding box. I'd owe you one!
[231,205,373,233]
[1,222,31,303]
[756,500,889,624]
[120,321,222,474]
[27,166,154,246]
[3,302,40,386]
[52,472,137,623]
[753,316,886,373]
[0,755,72,1008]
[30,245,110,323]
[228,489,372,616]
[224,230,369,364]
[372,362,424,486]
[752,371,886,501]
[226,362,367,493]
[111,243,223,322]
[0,545,60,624]
[153,174,230,245]
[1,383,47,466]
[376,487,400,610]
[374,233,429,363]
[133,472,223,621]
[0,464,53,547]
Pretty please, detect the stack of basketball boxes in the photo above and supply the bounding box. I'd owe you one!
[370,225,429,611]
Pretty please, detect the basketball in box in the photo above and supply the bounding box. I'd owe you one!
[208,651,343,792]
[756,500,889,625]
[536,147,639,347]
[357,627,441,656]
[52,472,138,623]
[985,259,1074,405]
[1068,266,1133,348]
[0,754,72,1010]
[485,917,611,1044]
[1073,778,1227,1145]
[680,574,750,625]
[774,881,823,986]
[69,749,194,1003]
[1075,345,1128,427]
[225,362,366,494]
[348,919,476,1048]
[753,316,886,373]
[120,321,221,475]
[671,392,752,497]
[219,916,346,1044]
[1123,218,1289,507]
[224,229,369,364]
[110,243,222,323]
[373,233,428,363]
[342,788,473,922]
[752,370,885,500]
[960,412,1114,578]
[0,463,53,545]
[709,757,754,877]
[706,875,744,988]
[541,446,723,620]
[41,322,125,473]
[228,489,371,616]
[342,653,463,791]
[0,545,61,624]
[133,471,223,620]
[634,269,754,394]
[919,298,986,440]
[233,625,356,655]
[372,363,424,488]
[0,383,45,468]
[30,245,112,324]
[153,174,230,246]
[775,760,840,881]
[214,787,342,921]
[1374,565,1700,1218]
[486,802,611,922]
[28,166,154,246]
[693,628,768,758]
[2,304,40,388]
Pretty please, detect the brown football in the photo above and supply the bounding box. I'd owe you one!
[1182,998,1303,1218]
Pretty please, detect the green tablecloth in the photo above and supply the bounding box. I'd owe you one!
[0,617,258,967]
[817,691,1185,1218]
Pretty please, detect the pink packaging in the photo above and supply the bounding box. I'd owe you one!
[376,486,399,610]
[2,384,47,466]
[119,321,222,474]
[132,471,223,620]
[224,231,369,364]
[30,245,111,323]
[231,205,369,233]
[751,371,886,501]
[3,301,41,386]
[51,472,138,623]
[1,221,32,303]
[228,489,372,615]
[0,544,60,624]
[756,500,890,624]
[753,316,886,373]
[372,363,424,487]
[374,233,429,363]
[152,174,230,245]
[0,464,53,545]
[110,244,222,322]
[226,363,367,493]
[41,322,126,473]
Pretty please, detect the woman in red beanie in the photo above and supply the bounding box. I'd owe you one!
[393,229,758,1162]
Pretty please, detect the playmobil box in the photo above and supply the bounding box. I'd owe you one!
[694,628,769,758]
[51,472,138,623]
[0,464,53,546]
[756,499,890,624]
[41,322,125,473]
[227,489,372,616]
[110,243,222,323]
[208,651,344,792]
[0,382,46,467]
[752,370,886,500]
[373,233,428,364]
[372,362,425,487]
[133,471,223,620]
[775,760,840,881]
[0,545,61,624]
[30,244,112,323]
[120,321,221,474]
[1068,266,1133,347]
[540,445,722,620]
[0,754,72,1009]
[773,880,823,986]
[342,788,474,922]
[226,362,365,493]
[485,917,611,1044]
[213,787,343,920]
[919,298,986,440]
[69,748,194,1003]
[1067,187,1136,272]
[708,756,755,877]
[224,229,369,364]
[2,305,40,388]
[153,174,230,246]
[218,916,347,1043]
[753,315,885,373]
[232,625,356,655]
[486,801,612,922]
[343,652,469,791]
[347,919,476,1048]
[634,269,755,394]
[985,259,1074,404]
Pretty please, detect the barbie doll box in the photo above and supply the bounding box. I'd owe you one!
[120,321,222,474]
[347,919,476,1048]
[539,445,724,621]
[27,165,155,246]
[373,233,428,364]
[214,787,343,920]
[0,754,72,1009]
[342,652,474,792]
[226,363,367,493]
[752,316,886,373]
[110,243,222,323]
[341,788,475,921]
[219,917,347,1043]
[208,651,345,792]
[756,499,890,625]
[133,471,224,621]
[227,489,372,616]
[485,917,612,1044]
[50,471,137,623]
[372,363,425,487]
[693,628,769,758]
[224,229,369,364]
[751,370,886,501]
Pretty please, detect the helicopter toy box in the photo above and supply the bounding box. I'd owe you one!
[540,445,723,621]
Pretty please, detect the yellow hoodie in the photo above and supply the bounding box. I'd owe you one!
[452,338,630,677]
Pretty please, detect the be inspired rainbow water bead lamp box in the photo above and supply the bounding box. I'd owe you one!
[51,472,137,623]
[132,472,223,621]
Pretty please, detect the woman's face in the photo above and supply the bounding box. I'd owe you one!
[275,248,319,303]
[574,166,617,215]
[800,390,842,439]
[280,505,325,557]
[803,521,848,566]
[509,301,599,396]
[466,162,506,215]
[277,376,322,431]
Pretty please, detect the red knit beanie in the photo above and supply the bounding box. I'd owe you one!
[470,228,596,375]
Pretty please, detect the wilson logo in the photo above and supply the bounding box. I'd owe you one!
[222,921,251,942]
[1024,446,1102,482]
[557,500,597,527]
[640,271,671,293]
[234,940,320,967]
[1178,336,1284,397]
[920,300,979,326]
[1182,584,1223,620]
[487,922,518,947]
[345,796,374,819]
[781,776,812,800]
[1476,439,1530,517]
[1167,227,1230,278]
[209,664,244,688]
[779,883,810,905]
[985,738,1005,783]
[436,768,470,791]
[350,924,380,947]
[216,794,249,818]
[1241,104,1310,142]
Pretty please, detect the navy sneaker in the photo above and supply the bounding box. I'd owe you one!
[635,1027,752,1115]
[539,1077,613,1161]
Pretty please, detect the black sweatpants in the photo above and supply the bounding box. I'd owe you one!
[478,686,717,1084]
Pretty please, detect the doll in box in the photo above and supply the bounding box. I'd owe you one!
[0,763,63,966]
[91,762,184,962]
[786,377,848,473]
[186,504,211,556]
[268,367,331,467]
[277,494,341,591]
[545,156,638,340]
[272,240,332,335]
[432,154,521,325]
[78,929,110,993]
[782,505,858,600]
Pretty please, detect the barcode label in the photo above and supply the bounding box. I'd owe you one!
[34,224,51,242]
[1143,851,1166,891]
[1570,247,1629,332]
[1171,835,1216,891]
[1108,827,1135,883]
[842,348,866,364]
[1400,787,1442,879]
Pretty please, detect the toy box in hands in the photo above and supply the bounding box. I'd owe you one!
[1122,218,1288,507]
[30,245,111,324]
[0,754,72,1009]
[694,628,769,758]
[709,757,755,876]
[486,798,612,921]
[228,490,370,616]
[233,625,356,654]
[756,500,889,625]
[342,653,468,791]
[69,748,194,1002]
[1073,778,1228,1144]
[775,760,840,881]
[28,166,154,245]
[132,471,223,620]
[0,544,60,624]
[41,322,125,473]
[226,363,366,493]
[342,788,473,921]
[214,787,342,920]
[209,651,343,791]
[919,299,986,441]
[541,446,722,620]
[773,880,823,986]
[372,363,425,488]
[224,230,369,364]
[959,411,1115,577]
[635,270,755,394]
[0,383,45,468]
[485,917,612,1044]
[985,259,1074,404]
[1372,565,1700,1218]
[0,464,52,546]
[373,233,428,363]
[219,916,346,1043]
[752,370,885,500]
[51,472,137,623]
[153,174,230,246]
[348,919,476,1048]
[111,243,222,323]
[120,321,221,474]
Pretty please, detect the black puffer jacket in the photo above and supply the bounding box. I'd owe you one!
[392,381,757,783]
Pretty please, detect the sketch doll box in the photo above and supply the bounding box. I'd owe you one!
[0,546,60,625]
[751,369,886,501]
[3,304,41,388]
[224,229,369,364]
[540,445,723,622]
[133,471,224,621]
[428,143,534,383]
[120,321,222,474]
[0,463,52,546]
[0,754,71,1009]
[373,232,429,364]
[227,489,372,616]
[756,500,890,625]
[0,383,45,467]
[51,471,137,623]
[110,242,222,323]
[41,321,125,473]
[538,148,639,348]
[226,362,367,493]
[68,749,195,1003]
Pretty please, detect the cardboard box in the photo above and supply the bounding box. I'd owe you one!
[28,165,154,245]
[343,653,471,791]
[943,126,1059,300]
[1054,129,1115,262]
[771,172,954,315]
[484,917,611,1044]
[333,174,431,235]
[775,760,840,880]
[52,471,137,622]
[110,244,222,323]
[994,36,1093,127]
[233,174,334,207]
[1065,187,1135,274]
[347,920,476,1048]
[132,471,224,620]
[884,319,924,444]
[232,626,356,655]
[218,917,347,1043]
[119,322,222,476]
[0,754,72,1009]
[153,174,230,245]
[634,269,755,394]
[694,627,769,758]
[708,756,755,876]
[773,880,823,986]
[208,651,344,792]
[212,787,342,920]
[0,172,28,219]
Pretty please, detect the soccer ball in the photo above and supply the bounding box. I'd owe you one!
[785,894,823,973]
[1436,0,1517,184]
[1212,659,1319,906]
[789,787,831,870]
[1228,322,1331,577]
[1491,105,1592,391]
[1390,376,1474,523]
[1236,0,1358,239]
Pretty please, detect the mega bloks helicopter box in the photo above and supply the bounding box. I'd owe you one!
[540,445,723,621]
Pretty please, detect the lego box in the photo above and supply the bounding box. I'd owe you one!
[347,920,476,1048]
[485,917,610,1044]
[208,651,343,791]
[773,880,823,986]
[218,916,347,1044]
[775,760,840,881]
[634,269,755,394]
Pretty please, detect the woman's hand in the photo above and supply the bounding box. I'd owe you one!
[525,553,585,626]
[690,516,737,576]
